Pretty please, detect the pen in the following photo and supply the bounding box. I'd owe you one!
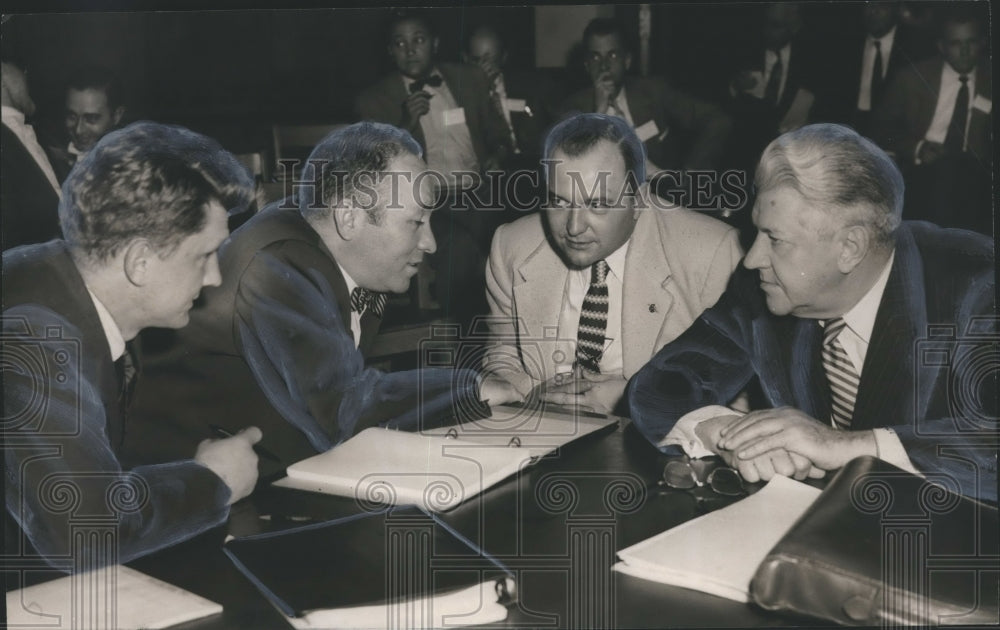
[209,424,282,463]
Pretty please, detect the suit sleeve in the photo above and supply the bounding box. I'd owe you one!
[656,80,733,170]
[698,226,743,309]
[870,69,921,165]
[483,223,537,397]
[234,247,486,453]
[627,267,759,446]
[3,306,230,570]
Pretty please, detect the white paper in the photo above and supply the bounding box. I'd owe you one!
[634,119,660,142]
[5,565,222,630]
[443,107,466,126]
[505,98,526,113]
[286,580,508,629]
[973,94,992,114]
[614,475,821,602]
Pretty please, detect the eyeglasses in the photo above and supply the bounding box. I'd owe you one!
[657,455,746,511]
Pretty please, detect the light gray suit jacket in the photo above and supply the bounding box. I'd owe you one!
[484,203,742,395]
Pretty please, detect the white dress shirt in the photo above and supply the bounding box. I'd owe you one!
[857,26,896,112]
[2,105,62,196]
[556,239,629,376]
[764,44,791,104]
[401,70,479,188]
[922,63,977,151]
[337,263,362,349]
[87,288,126,361]
[662,252,919,474]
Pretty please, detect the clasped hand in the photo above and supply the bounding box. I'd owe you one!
[534,366,626,414]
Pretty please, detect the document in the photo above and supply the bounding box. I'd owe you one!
[614,475,821,602]
[277,405,616,511]
[5,565,222,629]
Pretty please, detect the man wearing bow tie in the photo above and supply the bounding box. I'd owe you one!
[356,10,511,329]
[128,122,522,475]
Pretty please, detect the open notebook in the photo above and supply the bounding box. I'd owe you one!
[276,404,617,511]
[614,475,822,602]
[5,565,222,629]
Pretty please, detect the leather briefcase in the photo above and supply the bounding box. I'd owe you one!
[750,456,998,626]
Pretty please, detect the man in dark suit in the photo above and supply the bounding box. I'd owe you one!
[3,122,261,571]
[629,123,996,502]
[561,18,732,175]
[820,2,928,135]
[871,7,991,235]
[1,59,62,251]
[356,11,512,328]
[127,123,522,476]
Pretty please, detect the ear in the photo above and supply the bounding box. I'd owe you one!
[332,204,360,241]
[836,224,871,273]
[122,239,154,286]
[112,106,125,126]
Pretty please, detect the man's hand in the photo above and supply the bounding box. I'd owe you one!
[401,91,432,129]
[594,72,619,114]
[918,141,946,165]
[719,407,876,471]
[195,426,262,505]
[479,374,526,407]
[539,370,626,414]
[694,414,823,482]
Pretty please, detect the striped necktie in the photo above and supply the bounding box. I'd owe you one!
[350,287,387,318]
[575,260,610,374]
[821,317,859,430]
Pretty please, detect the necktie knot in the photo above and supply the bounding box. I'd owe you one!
[409,74,443,93]
[959,74,969,85]
[872,39,881,50]
[591,259,609,285]
[822,317,847,346]
[350,287,387,318]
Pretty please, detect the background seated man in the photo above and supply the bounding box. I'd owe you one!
[629,123,996,502]
[3,121,261,570]
[484,113,742,415]
[128,122,522,476]
[46,65,127,183]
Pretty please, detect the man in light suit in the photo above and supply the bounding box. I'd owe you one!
[484,114,742,414]
[561,18,732,176]
[629,123,996,502]
[871,6,991,235]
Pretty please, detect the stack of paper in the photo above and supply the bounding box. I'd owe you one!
[5,565,222,629]
[614,475,822,602]
[277,405,616,511]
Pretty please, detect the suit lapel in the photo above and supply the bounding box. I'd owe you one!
[624,78,655,128]
[621,210,674,376]
[513,238,569,379]
[853,231,924,430]
[789,317,828,422]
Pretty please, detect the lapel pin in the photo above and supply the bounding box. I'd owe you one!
[649,304,657,313]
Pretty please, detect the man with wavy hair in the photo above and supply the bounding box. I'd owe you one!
[3,122,261,571]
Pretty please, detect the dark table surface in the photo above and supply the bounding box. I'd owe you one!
[111,418,824,629]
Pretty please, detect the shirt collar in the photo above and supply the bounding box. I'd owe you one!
[86,288,126,361]
[602,237,631,282]
[68,141,85,156]
[943,59,975,82]
[401,67,442,91]
[868,25,896,49]
[841,251,895,345]
[337,262,359,297]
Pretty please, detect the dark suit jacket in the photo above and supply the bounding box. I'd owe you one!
[872,57,993,169]
[1,124,62,251]
[496,69,557,164]
[355,62,510,170]
[628,222,997,502]
[2,241,230,568]
[819,25,927,131]
[560,76,732,170]
[127,202,486,474]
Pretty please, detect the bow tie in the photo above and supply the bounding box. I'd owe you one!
[350,287,387,318]
[409,74,443,93]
